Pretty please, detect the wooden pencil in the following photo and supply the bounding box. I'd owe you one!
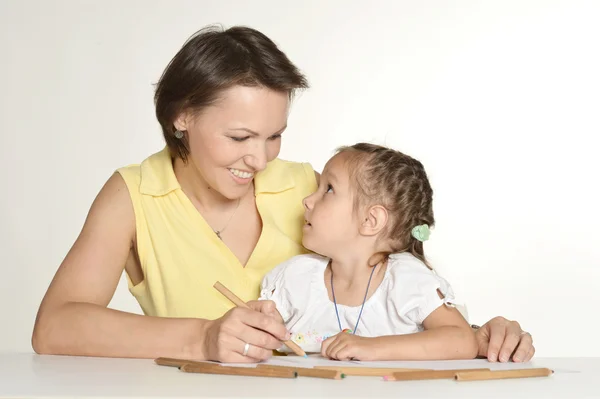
[455,368,554,381]
[155,357,198,368]
[385,368,491,381]
[314,366,429,377]
[180,363,297,379]
[213,281,307,357]
[257,364,344,380]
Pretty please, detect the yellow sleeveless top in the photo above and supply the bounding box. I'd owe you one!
[117,147,318,319]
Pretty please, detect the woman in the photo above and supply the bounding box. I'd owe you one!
[32,25,534,364]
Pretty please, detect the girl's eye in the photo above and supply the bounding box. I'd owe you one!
[230,136,249,142]
[269,134,282,141]
[326,184,333,194]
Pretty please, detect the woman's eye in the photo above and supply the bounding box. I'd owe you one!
[230,136,249,142]
[326,184,333,194]
[269,134,282,141]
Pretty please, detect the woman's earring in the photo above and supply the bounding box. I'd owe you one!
[174,130,185,139]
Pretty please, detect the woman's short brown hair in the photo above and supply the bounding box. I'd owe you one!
[154,25,308,161]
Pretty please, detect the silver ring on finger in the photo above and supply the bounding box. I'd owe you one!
[242,342,251,357]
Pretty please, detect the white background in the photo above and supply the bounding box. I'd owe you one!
[1,0,598,356]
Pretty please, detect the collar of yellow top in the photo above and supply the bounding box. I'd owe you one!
[139,146,295,196]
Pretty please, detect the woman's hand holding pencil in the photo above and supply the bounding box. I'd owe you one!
[193,282,293,363]
[202,306,290,363]
[246,300,285,324]
[213,282,307,359]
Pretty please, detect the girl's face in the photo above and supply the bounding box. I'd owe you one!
[175,85,289,200]
[302,153,362,257]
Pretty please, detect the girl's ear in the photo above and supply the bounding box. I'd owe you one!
[359,205,388,236]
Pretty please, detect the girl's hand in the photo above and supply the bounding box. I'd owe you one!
[321,332,378,361]
[202,306,290,363]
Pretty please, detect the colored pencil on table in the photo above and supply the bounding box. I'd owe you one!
[180,362,296,379]
[155,357,188,367]
[315,366,429,377]
[257,364,344,380]
[213,281,307,357]
[384,368,490,381]
[155,357,218,368]
[156,358,342,380]
[455,368,554,381]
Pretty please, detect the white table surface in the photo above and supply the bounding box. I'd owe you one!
[0,352,597,398]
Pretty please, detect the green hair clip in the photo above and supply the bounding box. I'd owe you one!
[411,224,430,242]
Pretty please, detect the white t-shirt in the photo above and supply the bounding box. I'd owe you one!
[259,252,457,354]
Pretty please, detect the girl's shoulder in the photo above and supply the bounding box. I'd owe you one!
[385,252,452,296]
[386,252,435,276]
[383,252,456,323]
[263,254,329,286]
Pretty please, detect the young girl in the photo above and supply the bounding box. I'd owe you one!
[258,143,478,361]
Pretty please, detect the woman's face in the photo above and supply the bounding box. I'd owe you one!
[175,85,289,200]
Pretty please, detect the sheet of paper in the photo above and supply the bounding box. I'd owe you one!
[277,356,541,371]
[221,355,541,372]
[264,354,361,368]
[215,354,360,368]
[351,358,540,371]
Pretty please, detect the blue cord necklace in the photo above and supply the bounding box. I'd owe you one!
[330,263,378,335]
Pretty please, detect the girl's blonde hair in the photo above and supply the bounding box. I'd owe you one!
[336,143,434,267]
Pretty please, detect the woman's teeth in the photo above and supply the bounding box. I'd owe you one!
[229,168,254,179]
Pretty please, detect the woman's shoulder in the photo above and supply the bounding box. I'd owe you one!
[255,158,317,195]
[269,158,314,173]
[116,163,142,189]
[116,148,171,192]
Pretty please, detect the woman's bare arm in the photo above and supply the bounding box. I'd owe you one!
[31,173,206,359]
